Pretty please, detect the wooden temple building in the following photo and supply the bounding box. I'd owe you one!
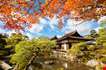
[51,31,94,51]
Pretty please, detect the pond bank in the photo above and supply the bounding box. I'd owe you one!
[28,56,94,70]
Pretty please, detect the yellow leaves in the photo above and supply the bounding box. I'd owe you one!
[96,8,106,16]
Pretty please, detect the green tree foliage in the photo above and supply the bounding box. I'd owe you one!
[85,30,98,39]
[69,28,106,64]
[90,30,98,38]
[0,34,7,48]
[96,28,106,63]
[0,33,56,70]
[0,34,8,61]
[69,42,96,63]
[5,33,28,63]
[6,33,28,49]
[99,18,106,28]
[96,28,106,45]
[0,34,10,69]
[10,38,56,70]
[0,33,28,68]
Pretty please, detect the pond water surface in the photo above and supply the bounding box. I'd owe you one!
[28,58,94,70]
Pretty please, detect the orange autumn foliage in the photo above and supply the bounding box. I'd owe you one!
[0,0,44,30]
[43,0,105,19]
[42,0,106,28]
[43,0,95,17]
[0,0,105,30]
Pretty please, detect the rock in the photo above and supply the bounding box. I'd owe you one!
[44,61,54,65]
[86,59,101,67]
[0,61,12,70]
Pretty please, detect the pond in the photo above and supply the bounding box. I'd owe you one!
[28,57,94,70]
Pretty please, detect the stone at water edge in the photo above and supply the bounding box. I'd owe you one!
[86,59,101,67]
[0,61,12,70]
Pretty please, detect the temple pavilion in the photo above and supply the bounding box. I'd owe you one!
[51,31,94,51]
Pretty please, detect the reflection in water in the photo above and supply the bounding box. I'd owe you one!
[28,58,94,70]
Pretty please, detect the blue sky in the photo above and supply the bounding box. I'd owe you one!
[0,16,106,39]
[1,0,105,39]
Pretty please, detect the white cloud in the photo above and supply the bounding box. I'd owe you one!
[98,16,106,24]
[77,20,98,36]
[0,29,6,33]
[64,19,99,36]
[29,16,59,35]
[64,19,82,34]
[49,15,59,29]
[0,15,100,38]
[30,24,44,33]
[29,17,50,33]
[57,35,63,38]
[0,29,16,36]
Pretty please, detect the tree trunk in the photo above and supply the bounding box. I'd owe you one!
[24,53,36,70]
[13,64,19,70]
